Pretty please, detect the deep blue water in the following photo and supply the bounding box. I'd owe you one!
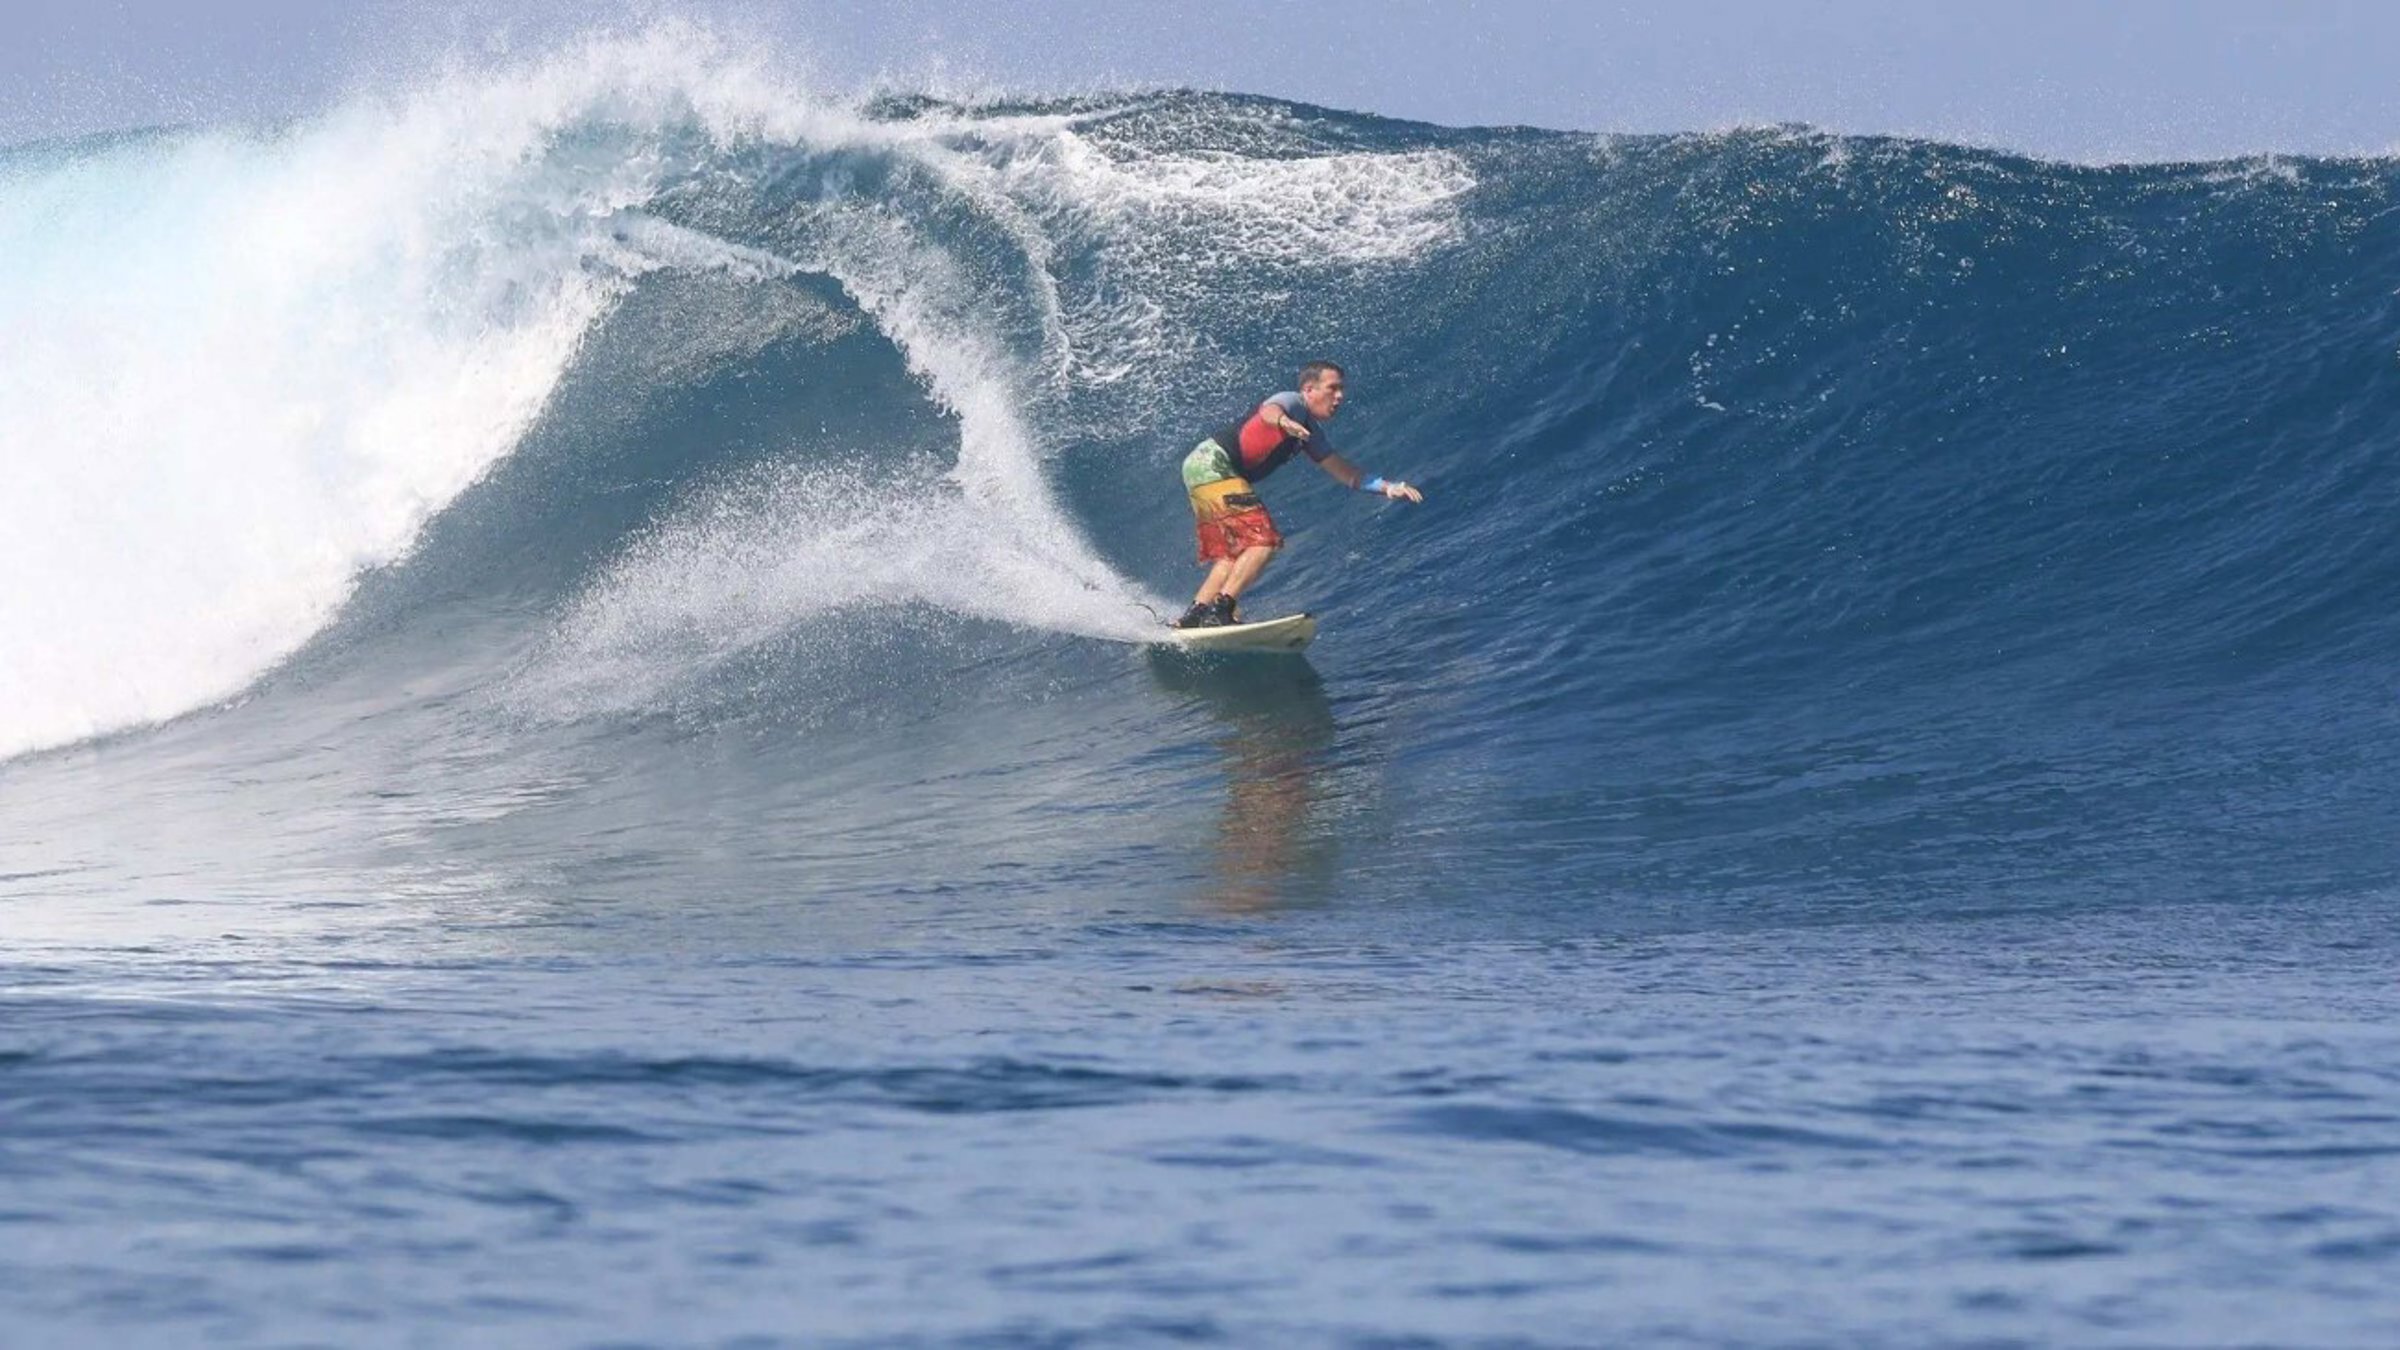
[6,38,2400,1346]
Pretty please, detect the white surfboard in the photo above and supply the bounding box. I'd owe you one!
[1164,612,1317,653]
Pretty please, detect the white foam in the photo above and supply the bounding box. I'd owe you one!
[1015,135,1474,263]
[1,116,625,760]
[926,115,1476,383]
[526,461,1161,720]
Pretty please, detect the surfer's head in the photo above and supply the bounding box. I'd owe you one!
[1299,360,1345,420]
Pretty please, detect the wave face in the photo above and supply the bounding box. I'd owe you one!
[7,35,2400,905]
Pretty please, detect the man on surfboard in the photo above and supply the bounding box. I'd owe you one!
[1172,361,1423,629]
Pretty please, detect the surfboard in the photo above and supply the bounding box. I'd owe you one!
[1164,612,1317,653]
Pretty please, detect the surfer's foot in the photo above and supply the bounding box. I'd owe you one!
[1171,597,1238,629]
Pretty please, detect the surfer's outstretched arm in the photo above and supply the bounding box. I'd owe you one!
[1318,451,1423,502]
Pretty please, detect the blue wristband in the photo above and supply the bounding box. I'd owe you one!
[1361,475,1387,493]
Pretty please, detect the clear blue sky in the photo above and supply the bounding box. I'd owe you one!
[13,0,2400,161]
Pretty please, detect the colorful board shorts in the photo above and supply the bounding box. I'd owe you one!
[1181,439,1283,563]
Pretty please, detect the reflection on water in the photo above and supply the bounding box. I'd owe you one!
[1145,651,1340,913]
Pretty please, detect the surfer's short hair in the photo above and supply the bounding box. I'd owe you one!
[1298,360,1345,389]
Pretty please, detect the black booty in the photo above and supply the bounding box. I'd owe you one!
[1171,602,1218,629]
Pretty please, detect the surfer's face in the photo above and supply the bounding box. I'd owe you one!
[1302,374,1344,420]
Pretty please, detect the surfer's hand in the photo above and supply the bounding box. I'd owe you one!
[1382,480,1423,502]
[1277,417,1308,439]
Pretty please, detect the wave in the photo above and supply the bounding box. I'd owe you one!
[7,24,2400,897]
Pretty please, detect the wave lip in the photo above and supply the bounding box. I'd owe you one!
[0,57,675,760]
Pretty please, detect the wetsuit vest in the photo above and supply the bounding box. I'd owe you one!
[1209,399,1323,483]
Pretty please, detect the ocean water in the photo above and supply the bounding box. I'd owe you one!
[7,29,2400,1347]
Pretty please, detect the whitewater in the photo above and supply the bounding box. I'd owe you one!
[5,27,2400,1348]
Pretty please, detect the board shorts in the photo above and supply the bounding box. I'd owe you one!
[1181,439,1283,563]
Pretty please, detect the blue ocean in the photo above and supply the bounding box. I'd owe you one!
[6,31,2400,1346]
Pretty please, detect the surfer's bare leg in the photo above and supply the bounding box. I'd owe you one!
[1219,544,1277,602]
[1192,559,1236,605]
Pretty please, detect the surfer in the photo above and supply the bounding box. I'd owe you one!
[1172,361,1423,628]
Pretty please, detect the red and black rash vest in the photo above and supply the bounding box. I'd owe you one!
[1210,391,1334,483]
